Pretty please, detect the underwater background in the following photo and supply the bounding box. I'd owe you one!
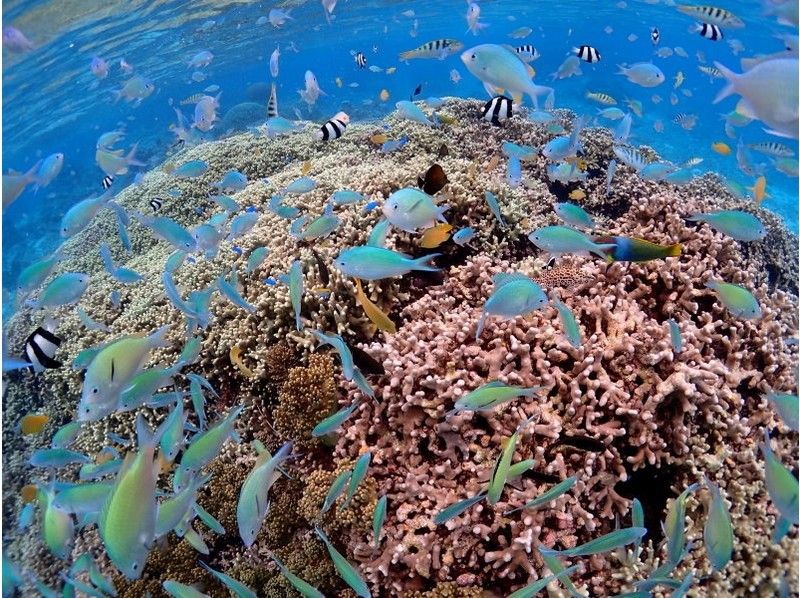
[2,0,799,596]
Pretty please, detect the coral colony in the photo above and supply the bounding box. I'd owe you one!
[3,98,798,597]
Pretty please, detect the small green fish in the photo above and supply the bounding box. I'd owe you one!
[312,402,359,438]
[323,469,352,512]
[504,476,578,514]
[163,580,211,598]
[477,272,548,337]
[269,554,325,598]
[159,401,188,462]
[373,495,387,545]
[433,493,486,525]
[99,415,164,578]
[51,421,82,449]
[176,406,242,488]
[238,441,293,547]
[156,474,208,538]
[367,218,392,248]
[217,270,256,313]
[702,476,733,571]
[334,246,440,280]
[541,527,647,557]
[552,298,582,348]
[705,280,762,319]
[664,482,699,564]
[554,202,595,229]
[759,429,799,526]
[199,562,256,598]
[450,380,541,414]
[507,564,580,598]
[30,448,91,469]
[529,225,615,258]
[16,250,64,297]
[26,272,90,310]
[52,481,113,515]
[39,486,75,559]
[341,452,371,509]
[488,416,535,504]
[632,498,645,556]
[315,527,372,598]
[278,260,304,330]
[245,247,269,274]
[667,319,682,353]
[766,392,799,431]
[686,210,766,242]
[311,331,355,379]
[538,549,586,597]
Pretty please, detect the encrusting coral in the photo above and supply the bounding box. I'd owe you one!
[2,98,797,597]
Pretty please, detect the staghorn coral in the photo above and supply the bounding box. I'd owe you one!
[2,99,797,597]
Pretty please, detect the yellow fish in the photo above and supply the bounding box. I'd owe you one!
[568,189,586,200]
[20,413,49,435]
[370,133,389,144]
[335,77,343,88]
[385,67,397,75]
[354,278,396,334]
[437,113,458,125]
[379,89,390,102]
[419,223,453,248]
[749,176,768,205]
[230,346,255,378]
[21,484,38,504]
[712,142,731,155]
[301,160,312,175]
[673,71,684,89]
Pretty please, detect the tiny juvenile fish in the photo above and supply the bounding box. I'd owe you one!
[373,495,387,544]
[552,297,582,348]
[484,191,507,228]
[278,260,304,330]
[419,223,453,249]
[488,416,534,504]
[324,469,353,512]
[342,451,371,509]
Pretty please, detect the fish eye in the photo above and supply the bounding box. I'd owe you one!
[92,388,99,394]
[471,53,476,60]
[132,563,138,571]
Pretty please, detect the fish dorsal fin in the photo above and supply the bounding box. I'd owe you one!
[483,380,506,388]
[493,272,529,287]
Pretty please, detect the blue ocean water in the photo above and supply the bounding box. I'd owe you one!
[2,0,797,311]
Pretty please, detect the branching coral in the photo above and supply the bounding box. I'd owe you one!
[2,98,797,597]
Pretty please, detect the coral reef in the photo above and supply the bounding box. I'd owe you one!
[2,98,797,597]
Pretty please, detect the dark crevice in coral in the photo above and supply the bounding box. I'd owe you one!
[615,462,684,544]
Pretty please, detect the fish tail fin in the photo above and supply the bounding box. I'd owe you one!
[398,50,414,61]
[410,253,441,272]
[125,144,146,168]
[712,62,738,104]
[520,386,542,398]
[476,311,487,338]
[148,324,171,348]
[615,64,628,76]
[135,413,168,449]
[666,243,682,257]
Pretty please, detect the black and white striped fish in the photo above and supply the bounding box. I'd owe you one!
[515,45,540,62]
[695,22,723,40]
[23,319,62,372]
[149,197,163,212]
[573,45,601,63]
[354,51,367,68]
[316,112,349,141]
[651,27,660,45]
[482,95,513,126]
[267,82,278,118]
[101,175,114,190]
